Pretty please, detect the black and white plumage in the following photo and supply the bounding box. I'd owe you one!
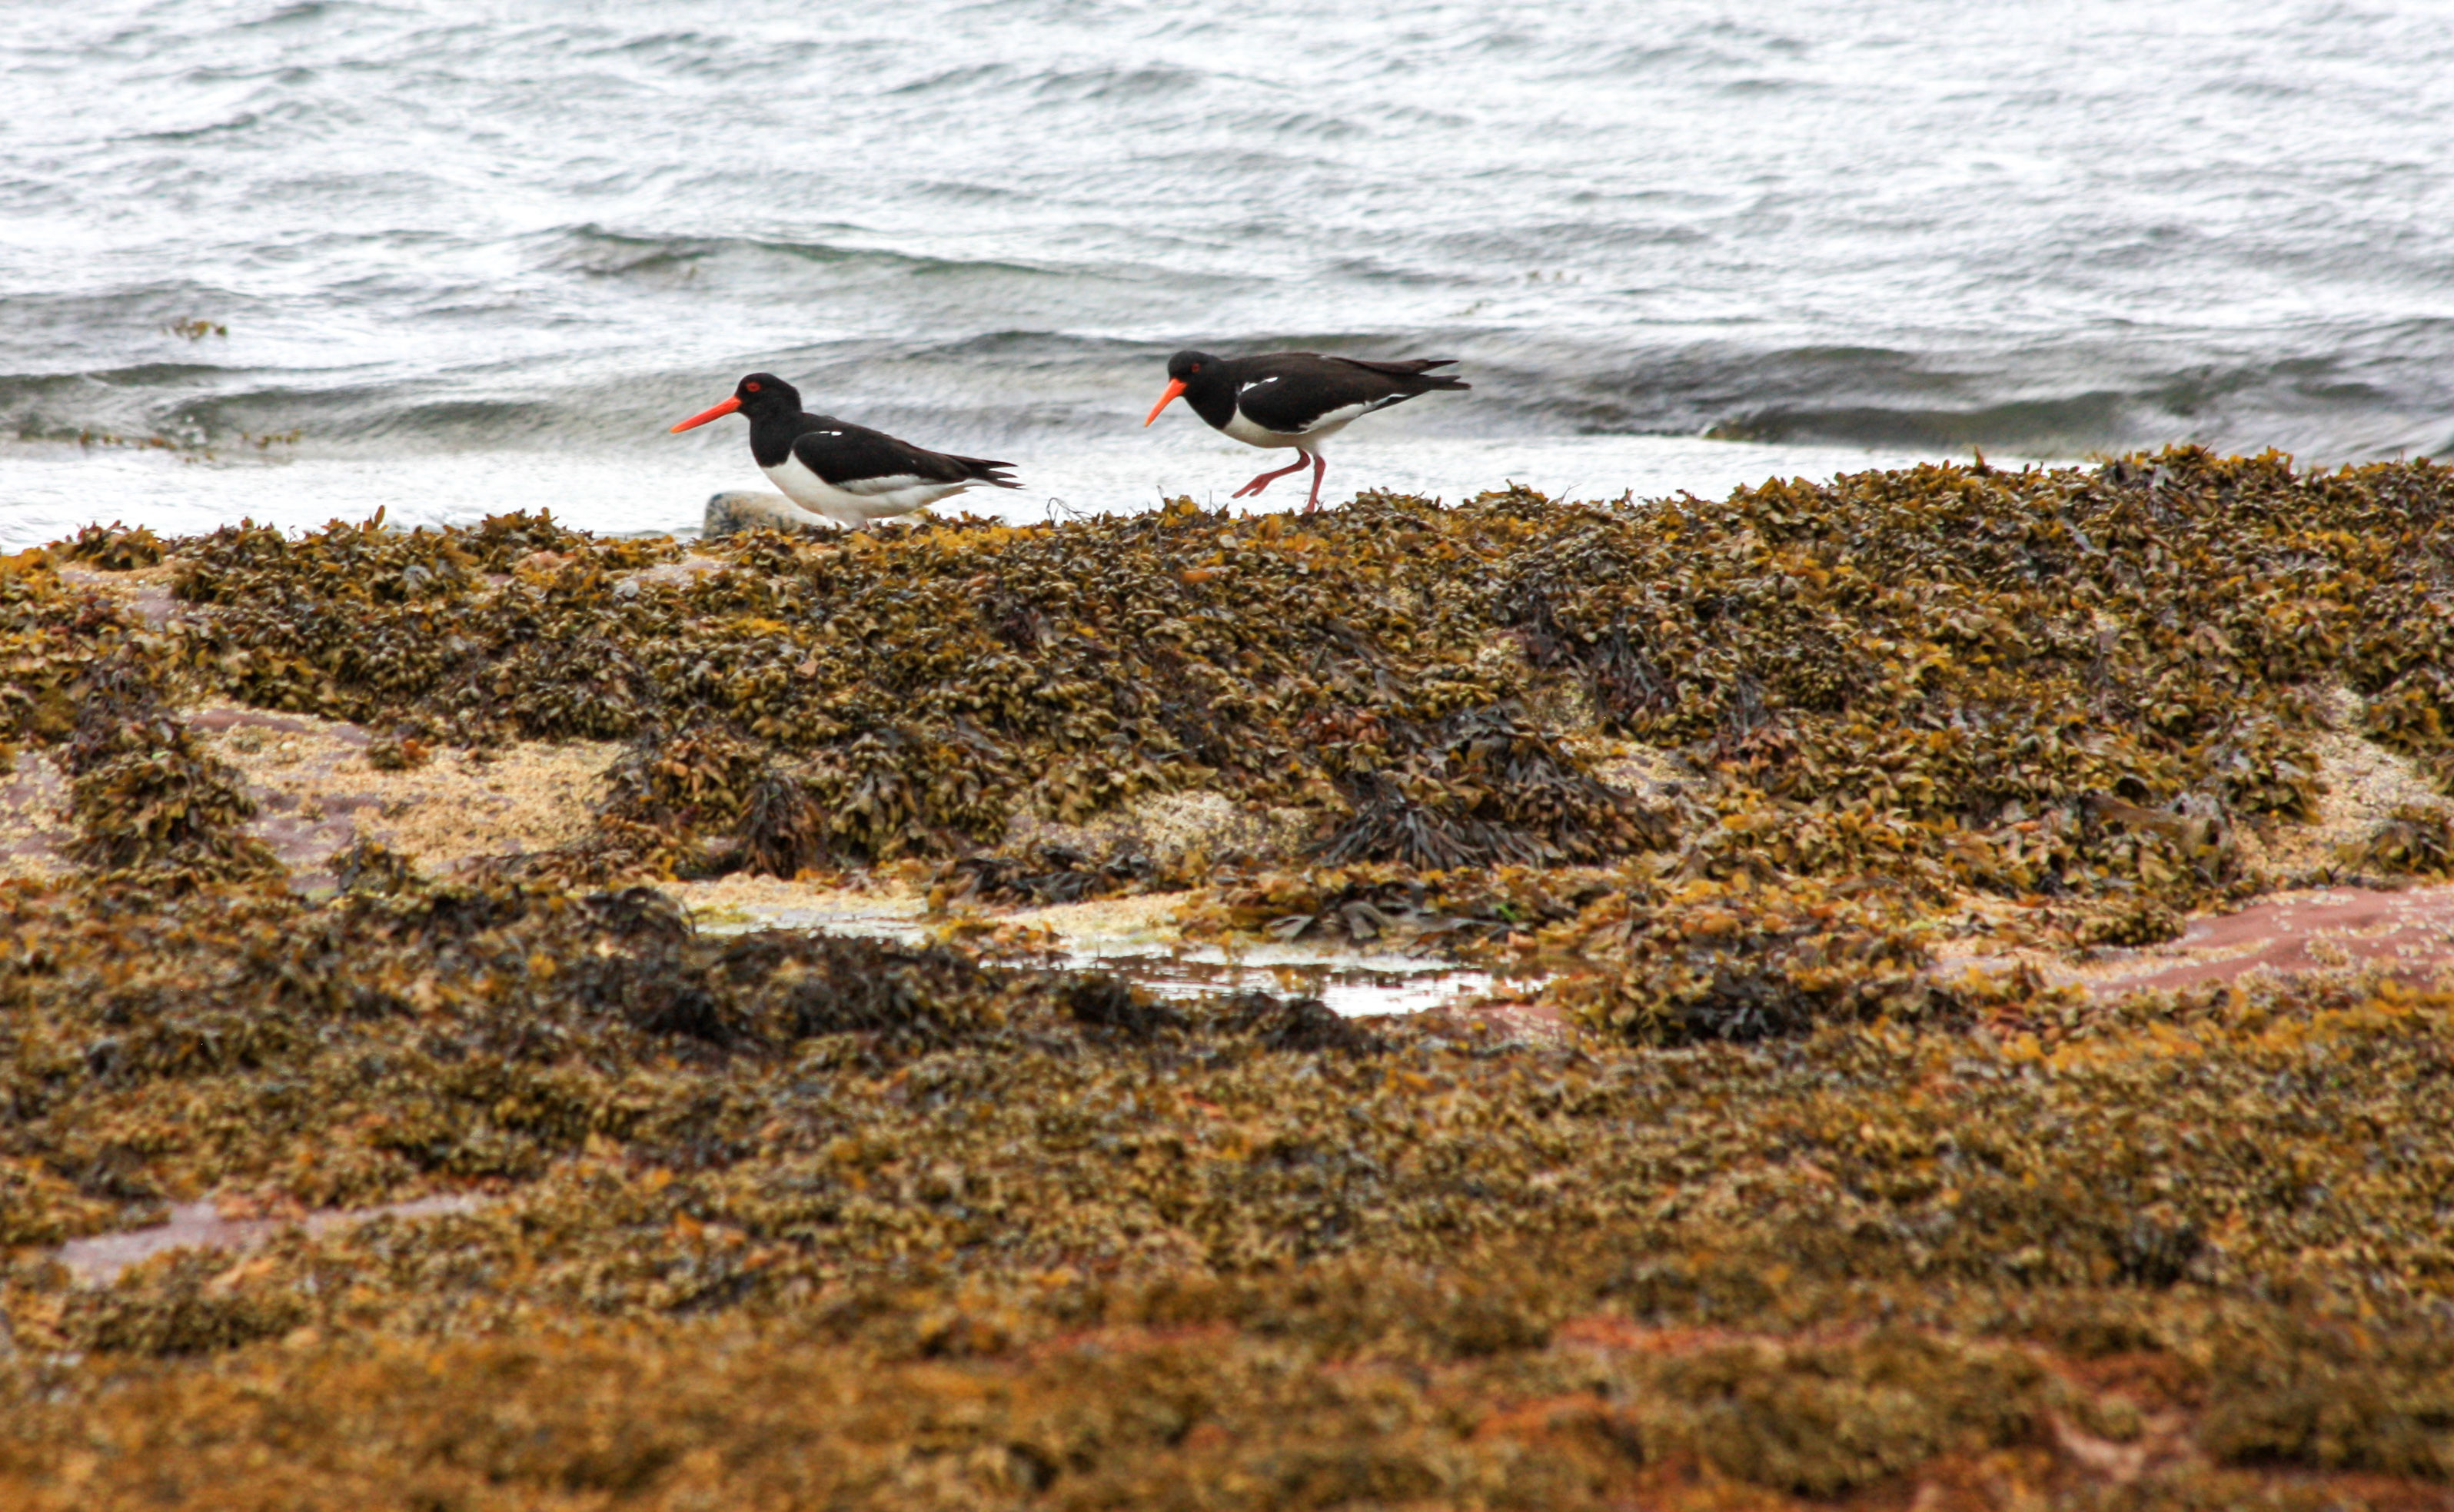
[670,372,1019,527]
[1142,349,1468,512]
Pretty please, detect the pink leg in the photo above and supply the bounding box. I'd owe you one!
[1301,452,1328,513]
[1232,452,1313,500]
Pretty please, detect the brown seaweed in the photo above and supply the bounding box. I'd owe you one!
[5,454,2454,1507]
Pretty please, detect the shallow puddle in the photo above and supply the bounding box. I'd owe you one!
[1048,939,1505,1018]
[694,898,1516,1018]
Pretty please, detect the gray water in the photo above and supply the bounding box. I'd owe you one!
[5,0,2451,547]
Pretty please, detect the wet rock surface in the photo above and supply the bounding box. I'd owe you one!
[5,451,2454,1507]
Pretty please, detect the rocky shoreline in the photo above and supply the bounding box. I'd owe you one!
[5,450,2454,1507]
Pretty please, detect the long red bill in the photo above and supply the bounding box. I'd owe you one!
[669,395,743,434]
[1142,379,1186,427]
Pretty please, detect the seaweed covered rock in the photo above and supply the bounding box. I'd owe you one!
[1540,876,1950,1042]
[10,456,2454,1507]
[165,500,1659,878]
[133,450,2454,920]
[1488,449,2454,895]
[4,864,2454,1506]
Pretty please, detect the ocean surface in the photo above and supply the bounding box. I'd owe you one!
[4,0,2450,548]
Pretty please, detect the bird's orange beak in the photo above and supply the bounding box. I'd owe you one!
[1143,379,1186,427]
[670,395,742,434]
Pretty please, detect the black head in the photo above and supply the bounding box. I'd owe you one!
[671,372,802,434]
[1147,349,1228,427]
[731,372,801,417]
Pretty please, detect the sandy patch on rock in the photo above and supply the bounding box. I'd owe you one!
[1002,788,1318,869]
[54,563,185,630]
[667,872,1192,955]
[0,750,75,881]
[990,889,1189,945]
[2238,709,2446,878]
[667,871,927,932]
[1582,738,1698,802]
[614,553,736,592]
[187,706,620,886]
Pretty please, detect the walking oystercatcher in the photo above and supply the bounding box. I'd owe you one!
[670,373,1020,527]
[1142,350,1468,512]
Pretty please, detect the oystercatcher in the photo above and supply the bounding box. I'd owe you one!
[670,373,1019,527]
[1142,350,1468,512]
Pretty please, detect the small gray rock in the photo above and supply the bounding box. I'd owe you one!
[703,490,840,540]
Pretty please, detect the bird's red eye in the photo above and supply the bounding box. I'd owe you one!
[745,380,761,392]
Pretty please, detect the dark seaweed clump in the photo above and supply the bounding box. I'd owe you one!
[57,520,165,571]
[2346,803,2454,879]
[59,710,278,891]
[1316,703,1671,868]
[937,841,1164,906]
[1539,876,1954,1041]
[1185,863,1612,949]
[45,643,279,892]
[2,548,130,762]
[168,511,673,745]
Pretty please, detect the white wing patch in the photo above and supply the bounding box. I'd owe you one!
[1294,400,1371,436]
[1222,400,1370,449]
[760,454,981,523]
[1222,409,1307,448]
[837,473,930,497]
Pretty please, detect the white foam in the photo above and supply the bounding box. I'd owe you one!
[0,431,1969,550]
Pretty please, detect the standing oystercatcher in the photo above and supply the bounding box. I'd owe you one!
[670,373,1019,527]
[1142,350,1468,512]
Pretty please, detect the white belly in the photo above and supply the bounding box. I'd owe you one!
[760,454,980,523]
[1222,400,1365,451]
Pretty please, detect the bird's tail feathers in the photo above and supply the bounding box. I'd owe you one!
[956,457,1024,489]
[1335,356,1471,390]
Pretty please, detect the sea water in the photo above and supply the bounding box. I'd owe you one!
[4,0,2449,547]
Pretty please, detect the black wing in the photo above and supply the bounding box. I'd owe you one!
[793,416,1019,490]
[1231,354,1470,435]
[1332,356,1470,390]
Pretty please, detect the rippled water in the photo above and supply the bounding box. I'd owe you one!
[4,0,2449,546]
